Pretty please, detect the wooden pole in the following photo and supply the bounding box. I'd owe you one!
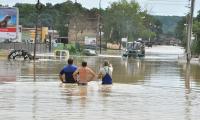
[186,0,195,63]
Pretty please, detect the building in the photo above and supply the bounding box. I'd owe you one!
[68,15,98,45]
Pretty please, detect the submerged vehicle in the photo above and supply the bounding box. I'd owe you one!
[82,45,97,56]
[122,41,145,58]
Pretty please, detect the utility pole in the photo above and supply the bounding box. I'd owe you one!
[99,0,102,54]
[186,0,195,63]
[34,0,42,60]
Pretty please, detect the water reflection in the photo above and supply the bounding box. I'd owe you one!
[183,63,192,120]
[185,63,191,93]
[184,93,192,120]
[33,61,36,82]
[60,83,88,107]
[61,84,88,96]
[32,83,39,120]
[190,64,200,87]
[99,85,113,99]
[0,60,18,83]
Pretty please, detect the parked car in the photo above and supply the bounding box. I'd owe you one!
[82,49,97,56]
[82,45,97,56]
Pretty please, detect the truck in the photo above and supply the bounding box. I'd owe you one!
[122,40,145,58]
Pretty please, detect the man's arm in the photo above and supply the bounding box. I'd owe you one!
[88,68,96,81]
[97,67,104,79]
[59,74,64,83]
[97,71,103,79]
[59,68,65,83]
[73,69,79,81]
[109,64,113,72]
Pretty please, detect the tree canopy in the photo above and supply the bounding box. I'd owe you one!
[175,10,200,55]
[102,0,162,43]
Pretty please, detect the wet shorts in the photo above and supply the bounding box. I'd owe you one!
[78,83,88,86]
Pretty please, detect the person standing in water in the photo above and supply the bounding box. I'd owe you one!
[59,58,77,83]
[73,61,96,85]
[98,60,113,85]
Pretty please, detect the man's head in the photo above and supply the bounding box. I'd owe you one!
[103,60,109,66]
[68,58,73,65]
[82,61,87,67]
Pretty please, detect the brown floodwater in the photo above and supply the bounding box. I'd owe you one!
[0,46,200,120]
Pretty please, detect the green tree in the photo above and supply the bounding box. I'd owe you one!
[103,0,141,43]
[102,0,160,44]
[191,14,200,55]
[176,10,200,55]
[14,3,37,27]
[175,16,187,47]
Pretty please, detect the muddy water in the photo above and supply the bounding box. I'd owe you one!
[0,46,200,120]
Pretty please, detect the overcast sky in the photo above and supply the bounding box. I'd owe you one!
[1,0,200,16]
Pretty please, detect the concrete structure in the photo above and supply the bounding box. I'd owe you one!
[68,15,98,45]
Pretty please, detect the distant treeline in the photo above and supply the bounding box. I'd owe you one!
[154,16,183,35]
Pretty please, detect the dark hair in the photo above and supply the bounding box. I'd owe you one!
[82,61,87,67]
[103,60,109,66]
[6,15,11,19]
[4,15,11,21]
[68,58,73,65]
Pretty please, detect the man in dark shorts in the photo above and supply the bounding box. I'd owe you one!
[59,58,77,83]
[73,61,96,86]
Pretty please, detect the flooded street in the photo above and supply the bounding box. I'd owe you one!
[0,46,200,120]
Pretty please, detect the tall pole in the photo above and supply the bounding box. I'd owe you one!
[49,34,51,52]
[33,16,38,60]
[187,0,195,63]
[99,0,102,54]
[34,0,42,60]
